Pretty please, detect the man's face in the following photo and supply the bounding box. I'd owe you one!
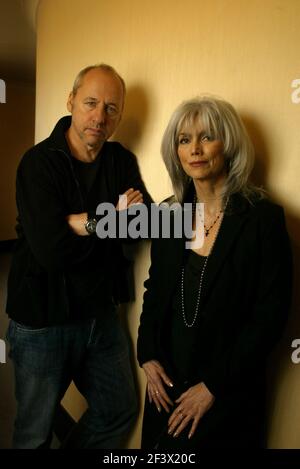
[67,69,124,152]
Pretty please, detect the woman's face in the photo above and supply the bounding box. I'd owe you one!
[177,118,227,184]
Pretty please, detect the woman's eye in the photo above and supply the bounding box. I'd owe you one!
[202,135,211,142]
[179,137,189,144]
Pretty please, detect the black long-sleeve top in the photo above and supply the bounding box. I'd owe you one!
[6,116,152,326]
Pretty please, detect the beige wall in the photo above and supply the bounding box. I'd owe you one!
[36,0,300,448]
[0,81,35,240]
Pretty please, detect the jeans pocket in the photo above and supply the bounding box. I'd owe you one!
[13,320,48,334]
[6,319,14,341]
[7,321,61,374]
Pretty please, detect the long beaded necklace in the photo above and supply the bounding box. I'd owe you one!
[180,196,227,328]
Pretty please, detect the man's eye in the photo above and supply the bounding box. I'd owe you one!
[106,105,118,116]
[86,101,96,107]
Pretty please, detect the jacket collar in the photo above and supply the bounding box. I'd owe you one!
[47,116,71,149]
[46,116,73,156]
[169,187,251,306]
[201,193,250,304]
[47,115,110,162]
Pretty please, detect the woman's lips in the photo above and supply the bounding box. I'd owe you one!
[189,161,208,167]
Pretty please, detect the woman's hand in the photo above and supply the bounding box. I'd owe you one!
[116,188,143,210]
[66,212,88,236]
[168,382,215,439]
[142,360,174,413]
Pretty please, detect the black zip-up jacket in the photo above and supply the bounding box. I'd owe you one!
[6,116,152,327]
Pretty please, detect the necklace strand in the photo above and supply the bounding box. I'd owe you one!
[193,195,223,237]
[181,256,209,328]
[181,196,227,328]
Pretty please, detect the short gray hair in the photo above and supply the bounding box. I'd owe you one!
[161,96,263,203]
[72,63,126,97]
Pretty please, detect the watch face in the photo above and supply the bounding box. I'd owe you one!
[85,218,97,234]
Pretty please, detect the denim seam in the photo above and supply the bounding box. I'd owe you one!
[87,319,96,346]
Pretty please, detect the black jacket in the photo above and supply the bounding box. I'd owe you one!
[137,192,293,398]
[6,116,152,327]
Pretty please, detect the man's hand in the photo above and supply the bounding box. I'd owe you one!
[142,360,174,413]
[116,188,143,210]
[168,382,215,439]
[66,212,88,236]
[66,187,143,236]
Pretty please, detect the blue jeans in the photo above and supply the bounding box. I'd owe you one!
[6,309,137,449]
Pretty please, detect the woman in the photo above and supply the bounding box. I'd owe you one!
[137,96,293,449]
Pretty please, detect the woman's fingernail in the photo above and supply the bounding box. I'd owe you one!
[169,382,173,387]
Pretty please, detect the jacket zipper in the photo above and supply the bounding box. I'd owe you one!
[49,147,86,318]
[54,148,85,212]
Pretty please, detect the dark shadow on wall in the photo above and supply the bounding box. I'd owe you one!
[114,84,151,154]
[114,84,152,447]
[266,209,300,448]
[242,114,300,447]
[242,115,271,188]
[119,240,152,448]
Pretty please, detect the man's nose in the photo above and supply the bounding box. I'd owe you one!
[93,104,106,125]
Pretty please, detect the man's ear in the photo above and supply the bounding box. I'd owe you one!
[67,92,74,113]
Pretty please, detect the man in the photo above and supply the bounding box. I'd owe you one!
[6,64,152,449]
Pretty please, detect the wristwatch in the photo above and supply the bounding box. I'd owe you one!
[84,216,98,235]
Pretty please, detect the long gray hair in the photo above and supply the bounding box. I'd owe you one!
[161,96,263,203]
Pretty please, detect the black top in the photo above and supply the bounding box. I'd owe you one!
[6,116,153,327]
[72,151,103,198]
[138,192,293,396]
[137,191,293,448]
[166,250,207,381]
[67,146,112,319]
